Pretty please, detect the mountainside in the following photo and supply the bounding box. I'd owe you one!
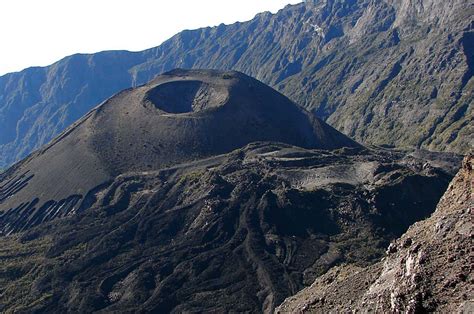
[1,0,472,168]
[276,154,473,313]
[0,51,148,169]
[0,69,358,236]
[0,145,453,313]
[0,70,456,312]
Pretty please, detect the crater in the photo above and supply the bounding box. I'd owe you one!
[144,80,229,113]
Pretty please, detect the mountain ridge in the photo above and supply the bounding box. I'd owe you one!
[1,0,472,168]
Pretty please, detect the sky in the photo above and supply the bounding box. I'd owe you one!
[0,0,302,76]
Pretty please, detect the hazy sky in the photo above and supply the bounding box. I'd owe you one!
[0,0,302,76]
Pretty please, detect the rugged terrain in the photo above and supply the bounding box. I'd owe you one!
[277,154,473,313]
[0,144,454,313]
[0,70,457,312]
[1,0,472,168]
[0,69,357,236]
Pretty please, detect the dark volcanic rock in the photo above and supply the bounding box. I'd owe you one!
[277,154,473,313]
[0,143,452,313]
[0,70,457,312]
[0,69,358,236]
[1,0,472,168]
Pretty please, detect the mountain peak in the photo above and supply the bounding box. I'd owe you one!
[0,69,359,235]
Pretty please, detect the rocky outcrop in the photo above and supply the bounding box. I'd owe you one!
[360,154,473,313]
[1,0,472,168]
[276,154,473,313]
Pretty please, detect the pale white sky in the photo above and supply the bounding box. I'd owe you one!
[0,0,302,76]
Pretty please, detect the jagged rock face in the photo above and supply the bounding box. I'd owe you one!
[360,154,473,313]
[1,0,472,168]
[0,143,453,312]
[276,154,472,313]
[0,69,358,236]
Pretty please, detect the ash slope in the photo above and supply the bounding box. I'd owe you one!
[0,69,357,235]
[277,154,473,313]
[0,143,452,313]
